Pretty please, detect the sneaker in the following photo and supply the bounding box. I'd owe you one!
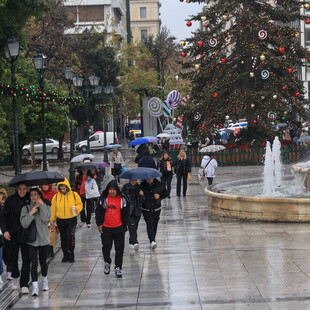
[6,272,13,281]
[133,243,139,251]
[21,286,29,294]
[32,287,38,297]
[87,224,91,228]
[129,244,134,250]
[0,276,3,284]
[104,263,110,275]
[115,267,122,278]
[150,241,157,250]
[12,278,19,290]
[42,279,49,291]
[79,222,85,227]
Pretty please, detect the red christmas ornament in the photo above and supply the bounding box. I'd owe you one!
[180,0,184,1]
[213,92,218,98]
[181,51,186,57]
[269,116,273,120]
[288,68,293,73]
[308,57,310,62]
[198,41,203,47]
[282,86,286,90]
[221,58,227,63]
[186,21,192,27]
[253,120,257,124]
[279,47,285,53]
[202,124,206,128]
[181,116,184,120]
[204,23,209,28]
[306,19,310,24]
[295,92,300,97]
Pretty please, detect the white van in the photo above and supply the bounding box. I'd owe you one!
[76,132,117,152]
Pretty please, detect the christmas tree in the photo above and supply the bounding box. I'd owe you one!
[181,0,310,142]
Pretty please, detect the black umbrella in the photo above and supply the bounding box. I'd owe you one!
[9,171,65,187]
[74,163,100,171]
[120,167,162,180]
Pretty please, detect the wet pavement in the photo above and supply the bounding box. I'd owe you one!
[1,151,310,309]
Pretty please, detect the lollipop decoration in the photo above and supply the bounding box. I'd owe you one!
[208,38,218,47]
[147,97,163,117]
[261,70,270,79]
[167,90,181,110]
[268,111,277,121]
[194,112,201,121]
[258,30,268,40]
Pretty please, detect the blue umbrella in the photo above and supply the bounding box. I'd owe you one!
[104,144,123,150]
[130,138,149,146]
[120,167,162,180]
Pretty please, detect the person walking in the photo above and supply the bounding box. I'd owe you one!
[138,150,156,169]
[77,169,88,227]
[50,178,83,263]
[110,148,125,183]
[95,180,129,278]
[20,188,51,296]
[140,178,167,249]
[0,183,31,294]
[201,153,218,186]
[121,180,144,251]
[174,148,192,197]
[158,152,174,199]
[0,188,7,287]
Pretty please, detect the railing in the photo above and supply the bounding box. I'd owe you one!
[156,145,302,167]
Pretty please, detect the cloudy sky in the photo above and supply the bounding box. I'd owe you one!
[160,1,205,42]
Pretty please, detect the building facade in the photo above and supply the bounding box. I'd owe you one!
[63,0,127,44]
[130,0,161,43]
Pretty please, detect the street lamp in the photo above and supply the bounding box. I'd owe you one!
[103,85,115,163]
[33,48,48,171]
[3,36,21,174]
[73,74,100,153]
[63,64,76,187]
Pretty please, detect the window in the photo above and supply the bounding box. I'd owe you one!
[90,135,99,142]
[79,5,104,22]
[141,29,148,42]
[140,7,147,18]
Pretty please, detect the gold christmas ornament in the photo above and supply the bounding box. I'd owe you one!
[186,0,191,3]
[305,3,310,9]
[273,94,278,99]
[181,40,186,46]
[261,96,265,100]
[195,64,200,69]
[250,72,255,77]
[173,118,176,122]
[225,115,229,120]
[295,32,300,38]
[201,16,206,21]
[223,14,228,21]
[260,54,266,61]
[251,104,255,108]
[241,60,245,64]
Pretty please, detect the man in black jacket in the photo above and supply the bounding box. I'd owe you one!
[0,183,31,293]
[140,178,167,249]
[138,150,156,169]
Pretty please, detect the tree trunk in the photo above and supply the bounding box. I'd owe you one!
[31,142,36,169]
[58,135,64,159]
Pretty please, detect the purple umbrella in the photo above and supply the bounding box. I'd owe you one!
[143,136,159,143]
[92,161,110,168]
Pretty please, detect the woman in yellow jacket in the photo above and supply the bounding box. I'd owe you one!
[50,178,82,263]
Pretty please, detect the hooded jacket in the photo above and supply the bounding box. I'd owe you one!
[201,155,218,178]
[39,184,57,202]
[51,178,83,221]
[138,152,157,169]
[0,190,30,241]
[95,180,129,228]
[121,182,145,217]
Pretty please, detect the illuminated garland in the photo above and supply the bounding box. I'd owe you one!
[95,103,113,111]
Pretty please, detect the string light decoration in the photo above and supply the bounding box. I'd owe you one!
[95,103,113,111]
[180,0,309,140]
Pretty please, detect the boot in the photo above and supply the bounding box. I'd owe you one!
[68,251,75,263]
[61,251,69,262]
[32,281,38,296]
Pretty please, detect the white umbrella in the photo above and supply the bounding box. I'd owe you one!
[70,154,94,163]
[157,133,171,138]
[298,136,310,143]
[199,145,226,153]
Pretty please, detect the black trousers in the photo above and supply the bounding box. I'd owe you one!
[3,239,30,287]
[207,177,214,185]
[161,174,173,196]
[101,226,125,269]
[57,217,77,258]
[142,209,161,243]
[176,173,188,196]
[81,199,93,224]
[128,215,141,245]
[27,245,48,282]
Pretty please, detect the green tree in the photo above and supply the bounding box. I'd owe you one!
[182,0,309,141]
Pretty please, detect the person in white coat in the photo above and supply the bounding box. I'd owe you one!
[200,153,218,185]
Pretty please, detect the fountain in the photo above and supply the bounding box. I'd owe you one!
[205,137,310,222]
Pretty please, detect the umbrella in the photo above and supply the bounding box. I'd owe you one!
[9,171,65,187]
[74,163,100,170]
[91,161,110,168]
[157,133,170,138]
[104,144,123,150]
[130,138,149,146]
[298,136,310,143]
[129,130,140,133]
[199,145,226,153]
[70,154,94,163]
[120,167,162,180]
[143,136,159,143]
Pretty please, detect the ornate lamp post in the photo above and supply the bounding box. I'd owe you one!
[63,64,76,187]
[32,48,48,171]
[3,36,21,174]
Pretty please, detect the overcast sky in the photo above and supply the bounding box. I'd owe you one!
[160,1,205,42]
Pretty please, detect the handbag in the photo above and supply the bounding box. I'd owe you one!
[49,227,57,246]
[18,220,37,243]
[85,179,100,199]
[187,173,192,181]
[114,163,122,171]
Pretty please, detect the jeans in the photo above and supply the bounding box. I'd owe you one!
[161,174,173,196]
[3,239,30,287]
[101,226,125,268]
[27,245,48,282]
[142,209,161,243]
[128,215,141,245]
[57,217,77,259]
[176,173,188,196]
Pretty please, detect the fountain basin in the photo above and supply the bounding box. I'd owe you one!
[206,176,310,222]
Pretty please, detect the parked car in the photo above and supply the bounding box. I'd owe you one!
[76,131,117,152]
[22,139,67,156]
